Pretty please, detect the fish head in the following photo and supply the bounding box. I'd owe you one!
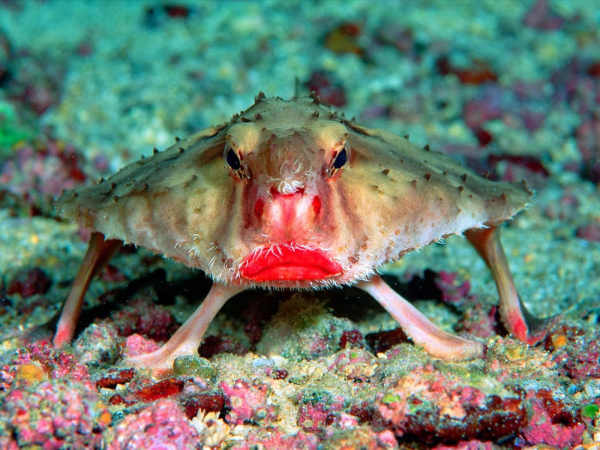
[222,98,363,287]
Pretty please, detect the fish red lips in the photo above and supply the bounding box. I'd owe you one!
[240,245,342,281]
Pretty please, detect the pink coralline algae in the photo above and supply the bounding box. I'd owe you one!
[338,329,366,349]
[107,399,200,450]
[375,364,527,444]
[4,267,53,318]
[221,379,278,425]
[0,378,110,449]
[455,304,498,340]
[110,297,178,342]
[0,138,86,215]
[121,333,161,359]
[517,389,585,447]
[434,271,474,307]
[231,430,318,450]
[548,327,600,380]
[550,58,600,183]
[0,344,89,390]
[4,48,65,116]
[576,117,600,182]
[431,271,499,339]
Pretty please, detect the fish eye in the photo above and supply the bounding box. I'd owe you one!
[327,145,349,178]
[333,148,347,169]
[226,148,241,170]
[224,145,251,180]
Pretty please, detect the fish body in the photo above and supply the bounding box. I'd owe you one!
[55,95,545,372]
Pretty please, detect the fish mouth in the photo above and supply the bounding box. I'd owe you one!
[240,245,342,281]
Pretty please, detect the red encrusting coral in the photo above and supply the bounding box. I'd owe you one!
[269,368,288,380]
[349,402,375,424]
[133,378,185,402]
[95,368,136,389]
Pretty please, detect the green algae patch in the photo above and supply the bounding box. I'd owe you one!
[381,393,401,405]
[581,403,599,419]
[0,102,33,156]
[173,355,216,380]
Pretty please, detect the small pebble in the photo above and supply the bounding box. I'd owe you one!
[173,355,216,380]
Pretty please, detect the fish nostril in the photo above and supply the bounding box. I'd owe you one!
[312,196,321,216]
[270,186,305,198]
[254,198,264,218]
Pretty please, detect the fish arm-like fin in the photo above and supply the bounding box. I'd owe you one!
[125,282,243,375]
[465,225,549,345]
[53,232,121,348]
[358,276,484,360]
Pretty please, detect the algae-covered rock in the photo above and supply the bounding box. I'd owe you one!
[73,323,121,367]
[256,293,359,361]
[173,355,216,380]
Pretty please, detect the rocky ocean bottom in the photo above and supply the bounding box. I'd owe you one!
[0,1,599,448]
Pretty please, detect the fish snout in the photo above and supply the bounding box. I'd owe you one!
[251,186,322,241]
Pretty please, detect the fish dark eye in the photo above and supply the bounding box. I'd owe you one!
[226,148,241,170]
[333,148,347,169]
[327,145,350,179]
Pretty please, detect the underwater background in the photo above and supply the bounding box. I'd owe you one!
[0,1,599,448]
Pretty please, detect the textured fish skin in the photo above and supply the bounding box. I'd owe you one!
[58,96,529,287]
[54,95,542,372]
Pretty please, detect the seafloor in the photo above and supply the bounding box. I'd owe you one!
[0,1,599,449]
